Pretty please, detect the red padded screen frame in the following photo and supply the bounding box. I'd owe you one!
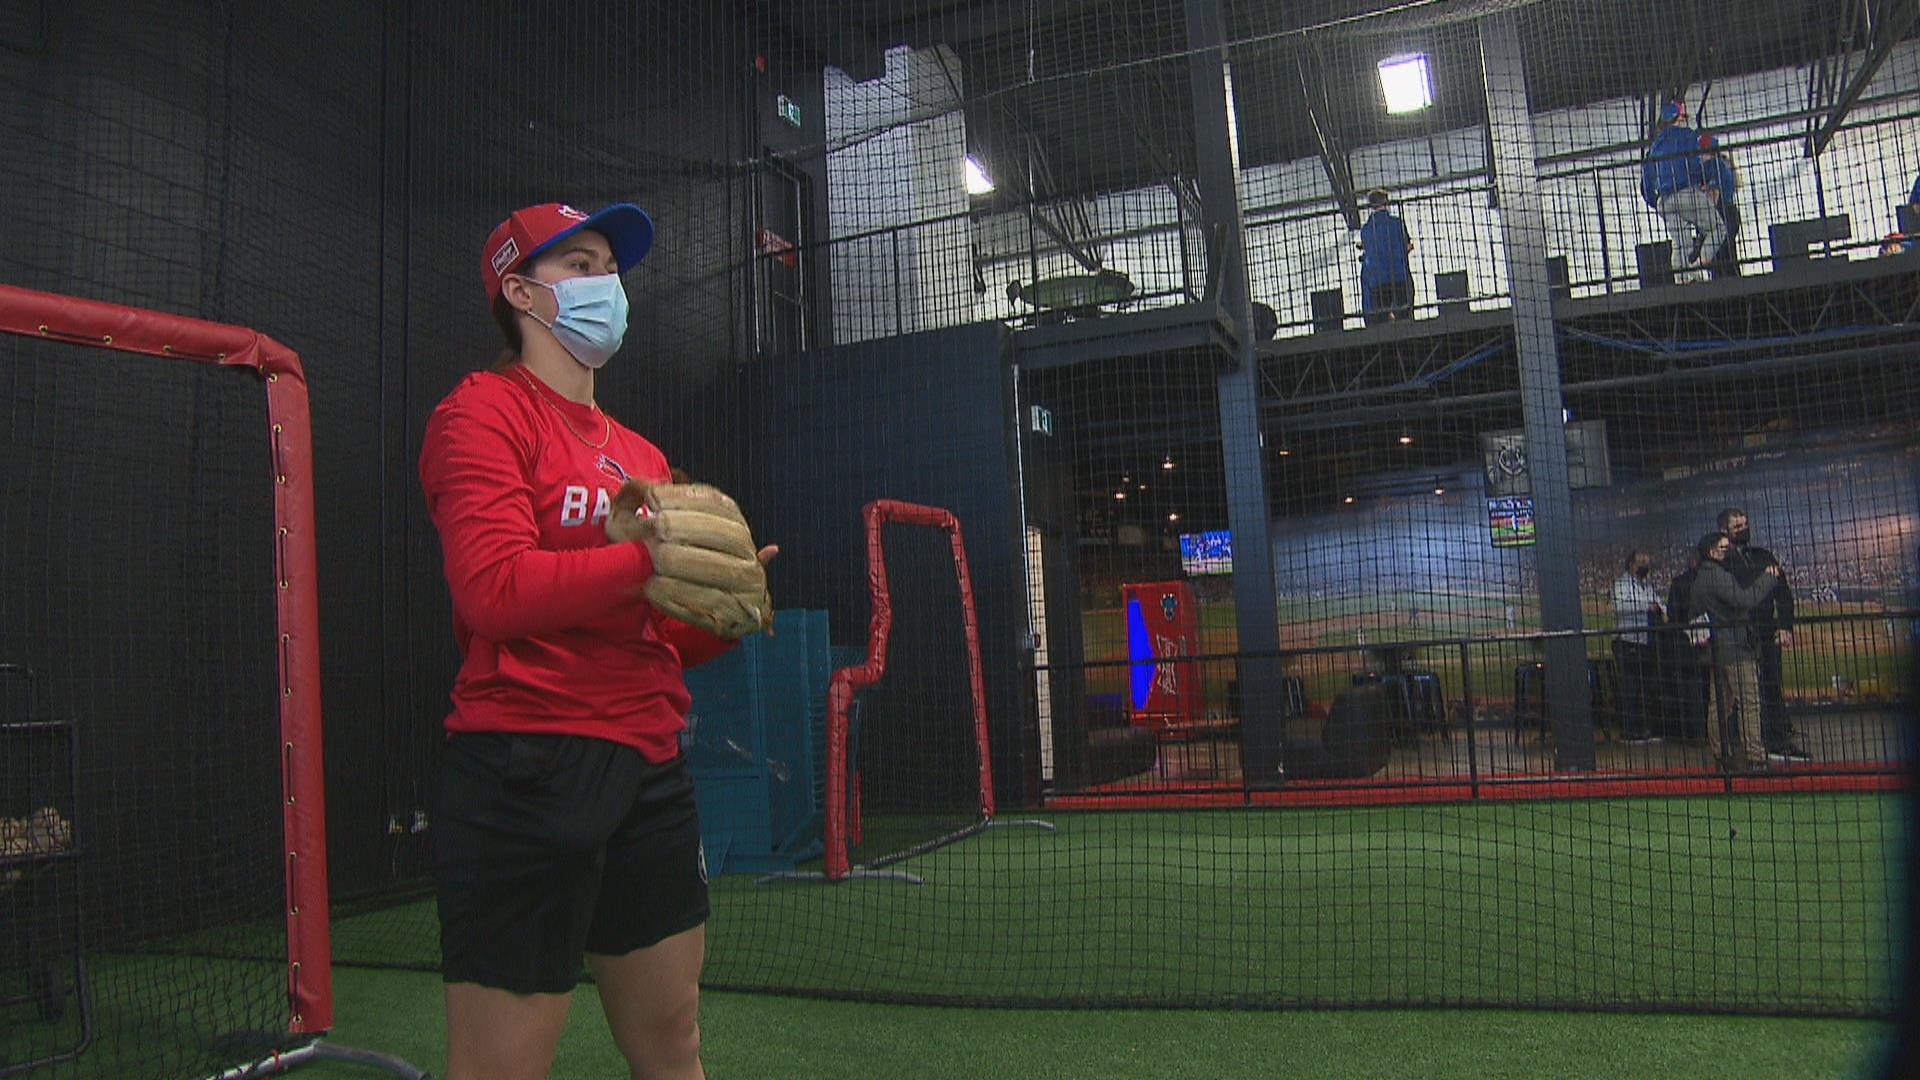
[0,283,332,1033]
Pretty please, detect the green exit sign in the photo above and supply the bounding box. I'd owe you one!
[776,95,801,128]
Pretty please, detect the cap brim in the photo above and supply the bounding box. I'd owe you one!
[531,203,655,271]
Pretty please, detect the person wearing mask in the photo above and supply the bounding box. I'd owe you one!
[1610,550,1664,743]
[419,201,777,1079]
[1690,530,1782,772]
[1716,508,1809,762]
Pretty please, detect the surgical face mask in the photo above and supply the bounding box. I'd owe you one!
[524,273,629,369]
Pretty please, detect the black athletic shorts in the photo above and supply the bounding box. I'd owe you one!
[435,731,709,994]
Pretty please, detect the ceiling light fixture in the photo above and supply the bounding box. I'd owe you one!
[964,155,996,195]
[1378,53,1433,115]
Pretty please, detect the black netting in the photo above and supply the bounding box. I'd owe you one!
[3,4,1915,1068]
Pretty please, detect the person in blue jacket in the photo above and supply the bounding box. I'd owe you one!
[1891,176,1920,254]
[1358,188,1414,324]
[1698,134,1741,278]
[1640,101,1721,280]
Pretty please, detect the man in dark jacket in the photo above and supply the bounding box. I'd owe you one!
[1691,530,1782,771]
[1698,134,1741,278]
[1661,552,1707,739]
[1717,508,1808,761]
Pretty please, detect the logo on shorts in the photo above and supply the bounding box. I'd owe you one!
[696,842,708,884]
[490,237,520,277]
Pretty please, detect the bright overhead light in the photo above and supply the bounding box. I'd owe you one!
[1343,495,1355,505]
[1378,53,1432,115]
[1114,491,1126,501]
[1167,512,1180,523]
[1398,433,1414,446]
[1162,455,1175,471]
[964,155,996,195]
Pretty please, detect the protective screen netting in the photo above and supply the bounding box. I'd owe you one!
[0,334,289,1078]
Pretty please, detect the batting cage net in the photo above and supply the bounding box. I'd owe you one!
[3,0,1913,1042]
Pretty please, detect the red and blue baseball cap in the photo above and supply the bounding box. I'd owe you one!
[1658,100,1686,124]
[482,202,655,302]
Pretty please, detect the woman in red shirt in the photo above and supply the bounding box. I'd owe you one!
[419,202,771,1080]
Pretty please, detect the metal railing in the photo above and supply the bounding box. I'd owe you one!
[1039,609,1915,801]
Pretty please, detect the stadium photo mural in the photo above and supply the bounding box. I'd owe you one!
[1070,418,1916,783]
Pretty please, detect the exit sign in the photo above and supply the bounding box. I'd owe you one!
[776,95,801,128]
[1030,405,1053,436]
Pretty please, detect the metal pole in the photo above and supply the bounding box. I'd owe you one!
[891,228,904,337]
[1480,12,1595,769]
[1460,641,1480,799]
[1185,0,1286,787]
[1593,173,1613,295]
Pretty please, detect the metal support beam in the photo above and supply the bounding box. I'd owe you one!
[1482,122,1500,210]
[1298,48,1361,231]
[1185,0,1286,788]
[1807,0,1920,157]
[1480,12,1595,770]
[1020,134,1104,272]
[1028,203,1103,272]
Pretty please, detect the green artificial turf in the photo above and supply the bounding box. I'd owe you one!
[7,793,1902,1077]
[304,965,1900,1079]
[695,794,1902,1013]
[323,794,1901,1012]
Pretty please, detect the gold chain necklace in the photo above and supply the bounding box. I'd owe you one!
[512,365,611,450]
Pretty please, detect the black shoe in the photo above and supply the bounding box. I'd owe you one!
[1766,743,1812,762]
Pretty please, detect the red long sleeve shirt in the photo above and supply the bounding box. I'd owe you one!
[418,365,732,762]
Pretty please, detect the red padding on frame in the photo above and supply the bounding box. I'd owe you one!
[0,284,332,1033]
[823,499,993,880]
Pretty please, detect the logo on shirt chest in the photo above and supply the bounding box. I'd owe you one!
[593,453,629,484]
[559,454,638,528]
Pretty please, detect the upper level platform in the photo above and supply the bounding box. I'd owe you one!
[1009,245,1920,408]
